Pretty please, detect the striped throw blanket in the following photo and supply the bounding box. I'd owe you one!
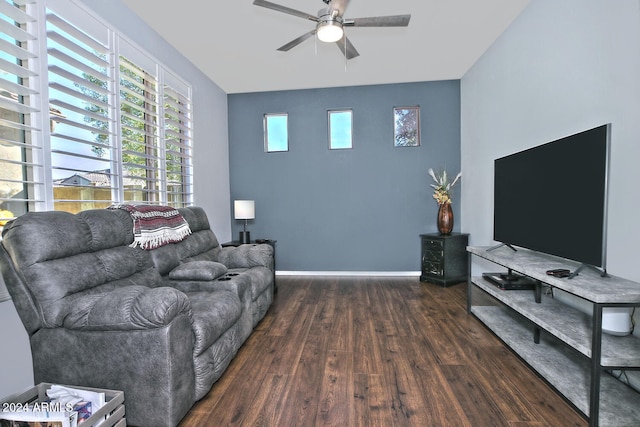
[109,204,192,250]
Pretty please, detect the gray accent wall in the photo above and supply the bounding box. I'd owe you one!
[228,81,461,272]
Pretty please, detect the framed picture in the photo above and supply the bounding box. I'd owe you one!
[263,113,289,152]
[393,106,420,147]
[328,109,353,150]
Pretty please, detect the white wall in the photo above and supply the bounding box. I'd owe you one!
[0,0,230,398]
[461,0,640,283]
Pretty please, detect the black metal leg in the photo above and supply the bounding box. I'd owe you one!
[535,281,542,304]
[533,326,541,344]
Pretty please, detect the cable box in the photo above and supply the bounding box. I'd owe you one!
[482,272,537,290]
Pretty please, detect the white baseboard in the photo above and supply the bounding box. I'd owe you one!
[275,271,421,277]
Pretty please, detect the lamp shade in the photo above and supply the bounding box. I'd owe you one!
[234,200,255,220]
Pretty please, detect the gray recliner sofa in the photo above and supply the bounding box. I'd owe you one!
[0,206,275,427]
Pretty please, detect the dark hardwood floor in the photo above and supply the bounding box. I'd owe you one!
[179,276,587,426]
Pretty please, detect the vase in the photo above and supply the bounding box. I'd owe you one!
[437,203,453,235]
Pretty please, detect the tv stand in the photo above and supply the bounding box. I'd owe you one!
[467,245,640,427]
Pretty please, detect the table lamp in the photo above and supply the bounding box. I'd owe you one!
[234,200,255,244]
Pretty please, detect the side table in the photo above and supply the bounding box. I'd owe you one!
[420,233,469,287]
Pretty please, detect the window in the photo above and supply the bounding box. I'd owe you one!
[46,10,115,212]
[264,113,288,152]
[328,109,352,150]
[118,53,160,204]
[163,77,193,207]
[0,2,194,216]
[394,106,420,147]
[118,42,193,208]
[0,1,43,222]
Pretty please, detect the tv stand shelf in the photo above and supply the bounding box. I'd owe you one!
[467,246,640,427]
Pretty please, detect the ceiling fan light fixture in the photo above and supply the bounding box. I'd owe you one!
[317,18,344,43]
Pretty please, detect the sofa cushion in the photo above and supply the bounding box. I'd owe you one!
[169,261,227,281]
[147,242,181,276]
[187,290,242,356]
[178,207,211,233]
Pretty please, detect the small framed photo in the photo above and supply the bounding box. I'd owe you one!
[393,106,420,147]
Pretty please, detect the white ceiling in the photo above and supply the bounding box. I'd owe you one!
[120,0,530,94]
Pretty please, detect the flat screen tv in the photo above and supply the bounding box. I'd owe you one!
[493,124,611,274]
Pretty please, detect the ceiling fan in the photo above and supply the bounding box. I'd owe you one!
[253,0,411,60]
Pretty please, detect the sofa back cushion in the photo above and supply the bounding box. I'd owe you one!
[1,209,163,329]
[149,207,222,275]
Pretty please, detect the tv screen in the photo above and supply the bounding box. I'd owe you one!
[493,124,610,270]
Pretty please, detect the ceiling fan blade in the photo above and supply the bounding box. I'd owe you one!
[345,14,411,27]
[277,30,317,52]
[336,35,360,60]
[328,0,351,17]
[253,0,319,22]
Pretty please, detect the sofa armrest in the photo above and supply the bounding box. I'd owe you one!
[167,275,252,303]
[62,286,192,331]
[218,244,274,270]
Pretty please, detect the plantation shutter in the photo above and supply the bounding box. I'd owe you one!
[46,9,115,212]
[163,81,192,207]
[0,0,42,219]
[118,53,161,204]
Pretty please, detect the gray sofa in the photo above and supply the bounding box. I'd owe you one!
[0,206,275,427]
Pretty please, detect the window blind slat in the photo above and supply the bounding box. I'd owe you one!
[120,111,159,129]
[48,48,109,81]
[0,17,36,42]
[49,65,111,95]
[0,95,39,114]
[0,76,38,96]
[51,149,112,163]
[46,14,108,54]
[120,85,159,107]
[11,0,39,7]
[50,99,111,123]
[0,158,44,168]
[47,31,111,68]
[164,117,192,131]
[0,37,36,60]
[0,118,40,132]
[49,82,110,109]
[164,129,188,141]
[0,1,35,24]
[0,136,42,150]
[52,132,111,149]
[52,116,110,135]
[0,56,38,78]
